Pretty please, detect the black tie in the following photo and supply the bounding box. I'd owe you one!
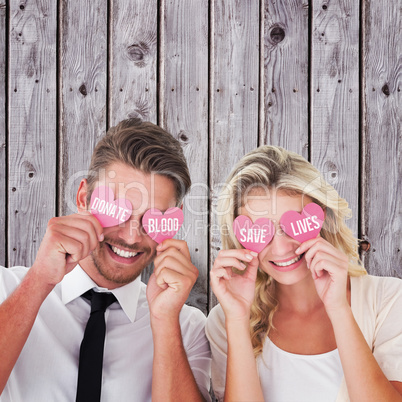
[76,289,117,402]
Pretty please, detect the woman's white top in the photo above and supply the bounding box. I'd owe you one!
[259,339,343,402]
[206,275,402,402]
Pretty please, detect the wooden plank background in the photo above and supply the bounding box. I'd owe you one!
[1,0,401,317]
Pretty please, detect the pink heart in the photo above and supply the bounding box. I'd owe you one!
[142,207,184,244]
[280,202,324,243]
[233,216,275,253]
[90,186,132,228]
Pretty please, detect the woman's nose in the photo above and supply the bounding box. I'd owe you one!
[269,228,297,257]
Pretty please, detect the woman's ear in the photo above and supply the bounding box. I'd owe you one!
[76,179,89,212]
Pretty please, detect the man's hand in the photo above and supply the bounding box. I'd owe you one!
[146,239,198,322]
[31,212,104,288]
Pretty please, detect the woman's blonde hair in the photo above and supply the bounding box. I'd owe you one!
[217,146,366,357]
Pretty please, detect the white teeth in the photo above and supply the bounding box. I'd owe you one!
[273,254,302,267]
[111,245,138,258]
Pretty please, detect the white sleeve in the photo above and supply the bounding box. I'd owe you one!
[0,266,28,302]
[180,306,212,401]
[372,276,402,381]
[205,304,227,402]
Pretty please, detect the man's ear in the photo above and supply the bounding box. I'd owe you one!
[76,179,89,212]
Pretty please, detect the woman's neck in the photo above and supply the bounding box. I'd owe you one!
[275,274,324,314]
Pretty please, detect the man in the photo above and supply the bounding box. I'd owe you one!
[0,119,211,401]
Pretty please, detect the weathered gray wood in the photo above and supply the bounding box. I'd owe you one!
[0,2,6,266]
[209,0,260,308]
[262,0,309,157]
[8,0,57,267]
[361,0,401,278]
[310,0,360,236]
[160,0,209,313]
[109,0,158,286]
[109,0,158,125]
[59,0,107,216]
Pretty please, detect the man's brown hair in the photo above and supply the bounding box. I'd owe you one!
[86,118,191,205]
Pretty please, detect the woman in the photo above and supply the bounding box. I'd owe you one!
[206,146,402,401]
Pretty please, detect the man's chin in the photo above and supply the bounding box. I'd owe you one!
[90,250,151,288]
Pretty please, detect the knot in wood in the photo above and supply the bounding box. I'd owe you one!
[179,131,188,142]
[270,26,285,44]
[127,42,150,67]
[79,84,87,96]
[359,240,371,252]
[381,84,390,96]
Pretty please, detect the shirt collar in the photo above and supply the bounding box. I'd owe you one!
[61,264,141,323]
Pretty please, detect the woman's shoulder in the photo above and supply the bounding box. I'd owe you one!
[351,274,402,311]
[351,273,402,293]
[205,304,226,340]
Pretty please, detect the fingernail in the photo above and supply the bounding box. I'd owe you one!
[295,247,300,254]
[240,263,246,269]
[250,251,258,257]
[245,254,253,261]
[156,243,162,250]
[99,233,104,242]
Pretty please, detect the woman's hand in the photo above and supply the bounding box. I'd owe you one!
[210,249,258,321]
[296,237,349,316]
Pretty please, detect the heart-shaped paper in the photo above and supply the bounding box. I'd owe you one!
[90,186,132,227]
[142,207,184,244]
[280,202,324,243]
[233,216,275,253]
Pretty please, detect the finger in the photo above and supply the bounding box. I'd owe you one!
[305,246,348,273]
[241,256,259,281]
[50,227,93,263]
[310,258,345,280]
[155,268,194,293]
[216,249,257,263]
[210,266,233,281]
[156,239,190,259]
[70,212,104,242]
[295,236,324,255]
[154,246,191,269]
[210,268,235,296]
[154,255,198,281]
[212,256,248,271]
[305,239,347,262]
[299,238,347,268]
[49,214,104,244]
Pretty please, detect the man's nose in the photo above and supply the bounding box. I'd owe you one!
[116,215,144,244]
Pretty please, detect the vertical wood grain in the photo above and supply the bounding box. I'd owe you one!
[262,0,309,157]
[209,0,260,308]
[109,0,158,125]
[8,0,57,266]
[59,0,107,216]
[311,0,360,235]
[361,0,401,277]
[0,2,6,266]
[159,0,209,312]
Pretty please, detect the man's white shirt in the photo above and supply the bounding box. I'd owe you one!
[0,265,211,402]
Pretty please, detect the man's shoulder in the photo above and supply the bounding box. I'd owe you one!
[0,265,30,300]
[0,265,30,283]
[0,265,30,276]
